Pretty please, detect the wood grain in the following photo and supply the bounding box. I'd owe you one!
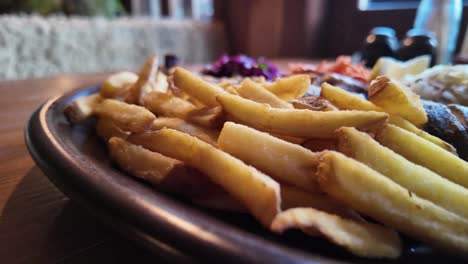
[0,73,158,263]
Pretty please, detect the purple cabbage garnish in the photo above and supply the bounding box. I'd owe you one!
[202,54,281,81]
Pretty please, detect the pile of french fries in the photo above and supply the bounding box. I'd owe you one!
[64,55,468,259]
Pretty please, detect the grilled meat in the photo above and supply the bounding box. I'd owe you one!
[423,101,468,161]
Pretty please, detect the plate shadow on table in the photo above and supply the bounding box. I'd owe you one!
[0,166,158,264]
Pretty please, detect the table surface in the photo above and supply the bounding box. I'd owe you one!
[0,72,160,264]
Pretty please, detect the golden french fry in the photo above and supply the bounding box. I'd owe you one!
[320,82,456,153]
[321,82,377,111]
[143,90,197,118]
[172,67,226,107]
[387,115,457,154]
[128,128,281,227]
[126,54,159,104]
[154,71,169,93]
[94,99,155,133]
[108,137,223,199]
[271,208,402,259]
[375,124,468,188]
[63,94,102,123]
[291,96,338,111]
[337,127,468,219]
[96,117,130,142]
[151,117,219,146]
[237,79,293,109]
[100,71,138,99]
[186,106,225,128]
[218,122,320,192]
[217,93,388,138]
[369,76,427,127]
[317,151,468,256]
[263,74,310,101]
[280,185,362,221]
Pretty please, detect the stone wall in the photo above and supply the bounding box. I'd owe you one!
[0,15,227,80]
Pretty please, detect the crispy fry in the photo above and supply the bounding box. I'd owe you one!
[108,137,223,199]
[375,124,468,188]
[218,122,320,192]
[186,106,225,128]
[337,127,468,219]
[317,151,468,256]
[320,82,456,153]
[128,128,281,227]
[271,208,402,258]
[217,93,388,138]
[143,90,197,118]
[154,71,169,93]
[321,82,378,111]
[280,185,362,221]
[369,76,427,127]
[172,67,226,106]
[126,55,159,104]
[100,71,138,99]
[387,115,457,154]
[151,117,219,146]
[94,99,155,133]
[263,74,310,101]
[291,96,338,111]
[96,117,130,142]
[237,79,293,109]
[63,94,102,123]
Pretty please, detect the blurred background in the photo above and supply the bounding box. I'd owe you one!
[0,0,466,80]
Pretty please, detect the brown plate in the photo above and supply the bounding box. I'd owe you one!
[25,86,462,263]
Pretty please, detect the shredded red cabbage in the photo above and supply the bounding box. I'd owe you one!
[202,54,281,81]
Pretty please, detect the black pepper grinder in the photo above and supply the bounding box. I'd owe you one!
[163,54,180,74]
[361,27,399,68]
[397,29,437,66]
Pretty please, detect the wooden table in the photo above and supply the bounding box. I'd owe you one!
[0,73,160,263]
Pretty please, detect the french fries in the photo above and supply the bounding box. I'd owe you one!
[369,76,427,127]
[172,67,226,106]
[337,127,468,219]
[317,151,468,256]
[217,93,388,138]
[94,99,155,133]
[271,208,402,258]
[375,124,468,188]
[237,79,293,109]
[321,82,377,111]
[218,122,320,192]
[63,59,468,259]
[150,117,219,146]
[320,82,456,153]
[128,128,281,227]
[108,137,223,199]
[125,55,159,104]
[63,94,102,123]
[143,90,196,118]
[386,114,457,154]
[185,106,225,128]
[96,117,130,142]
[263,74,310,101]
[280,185,362,221]
[100,71,138,99]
